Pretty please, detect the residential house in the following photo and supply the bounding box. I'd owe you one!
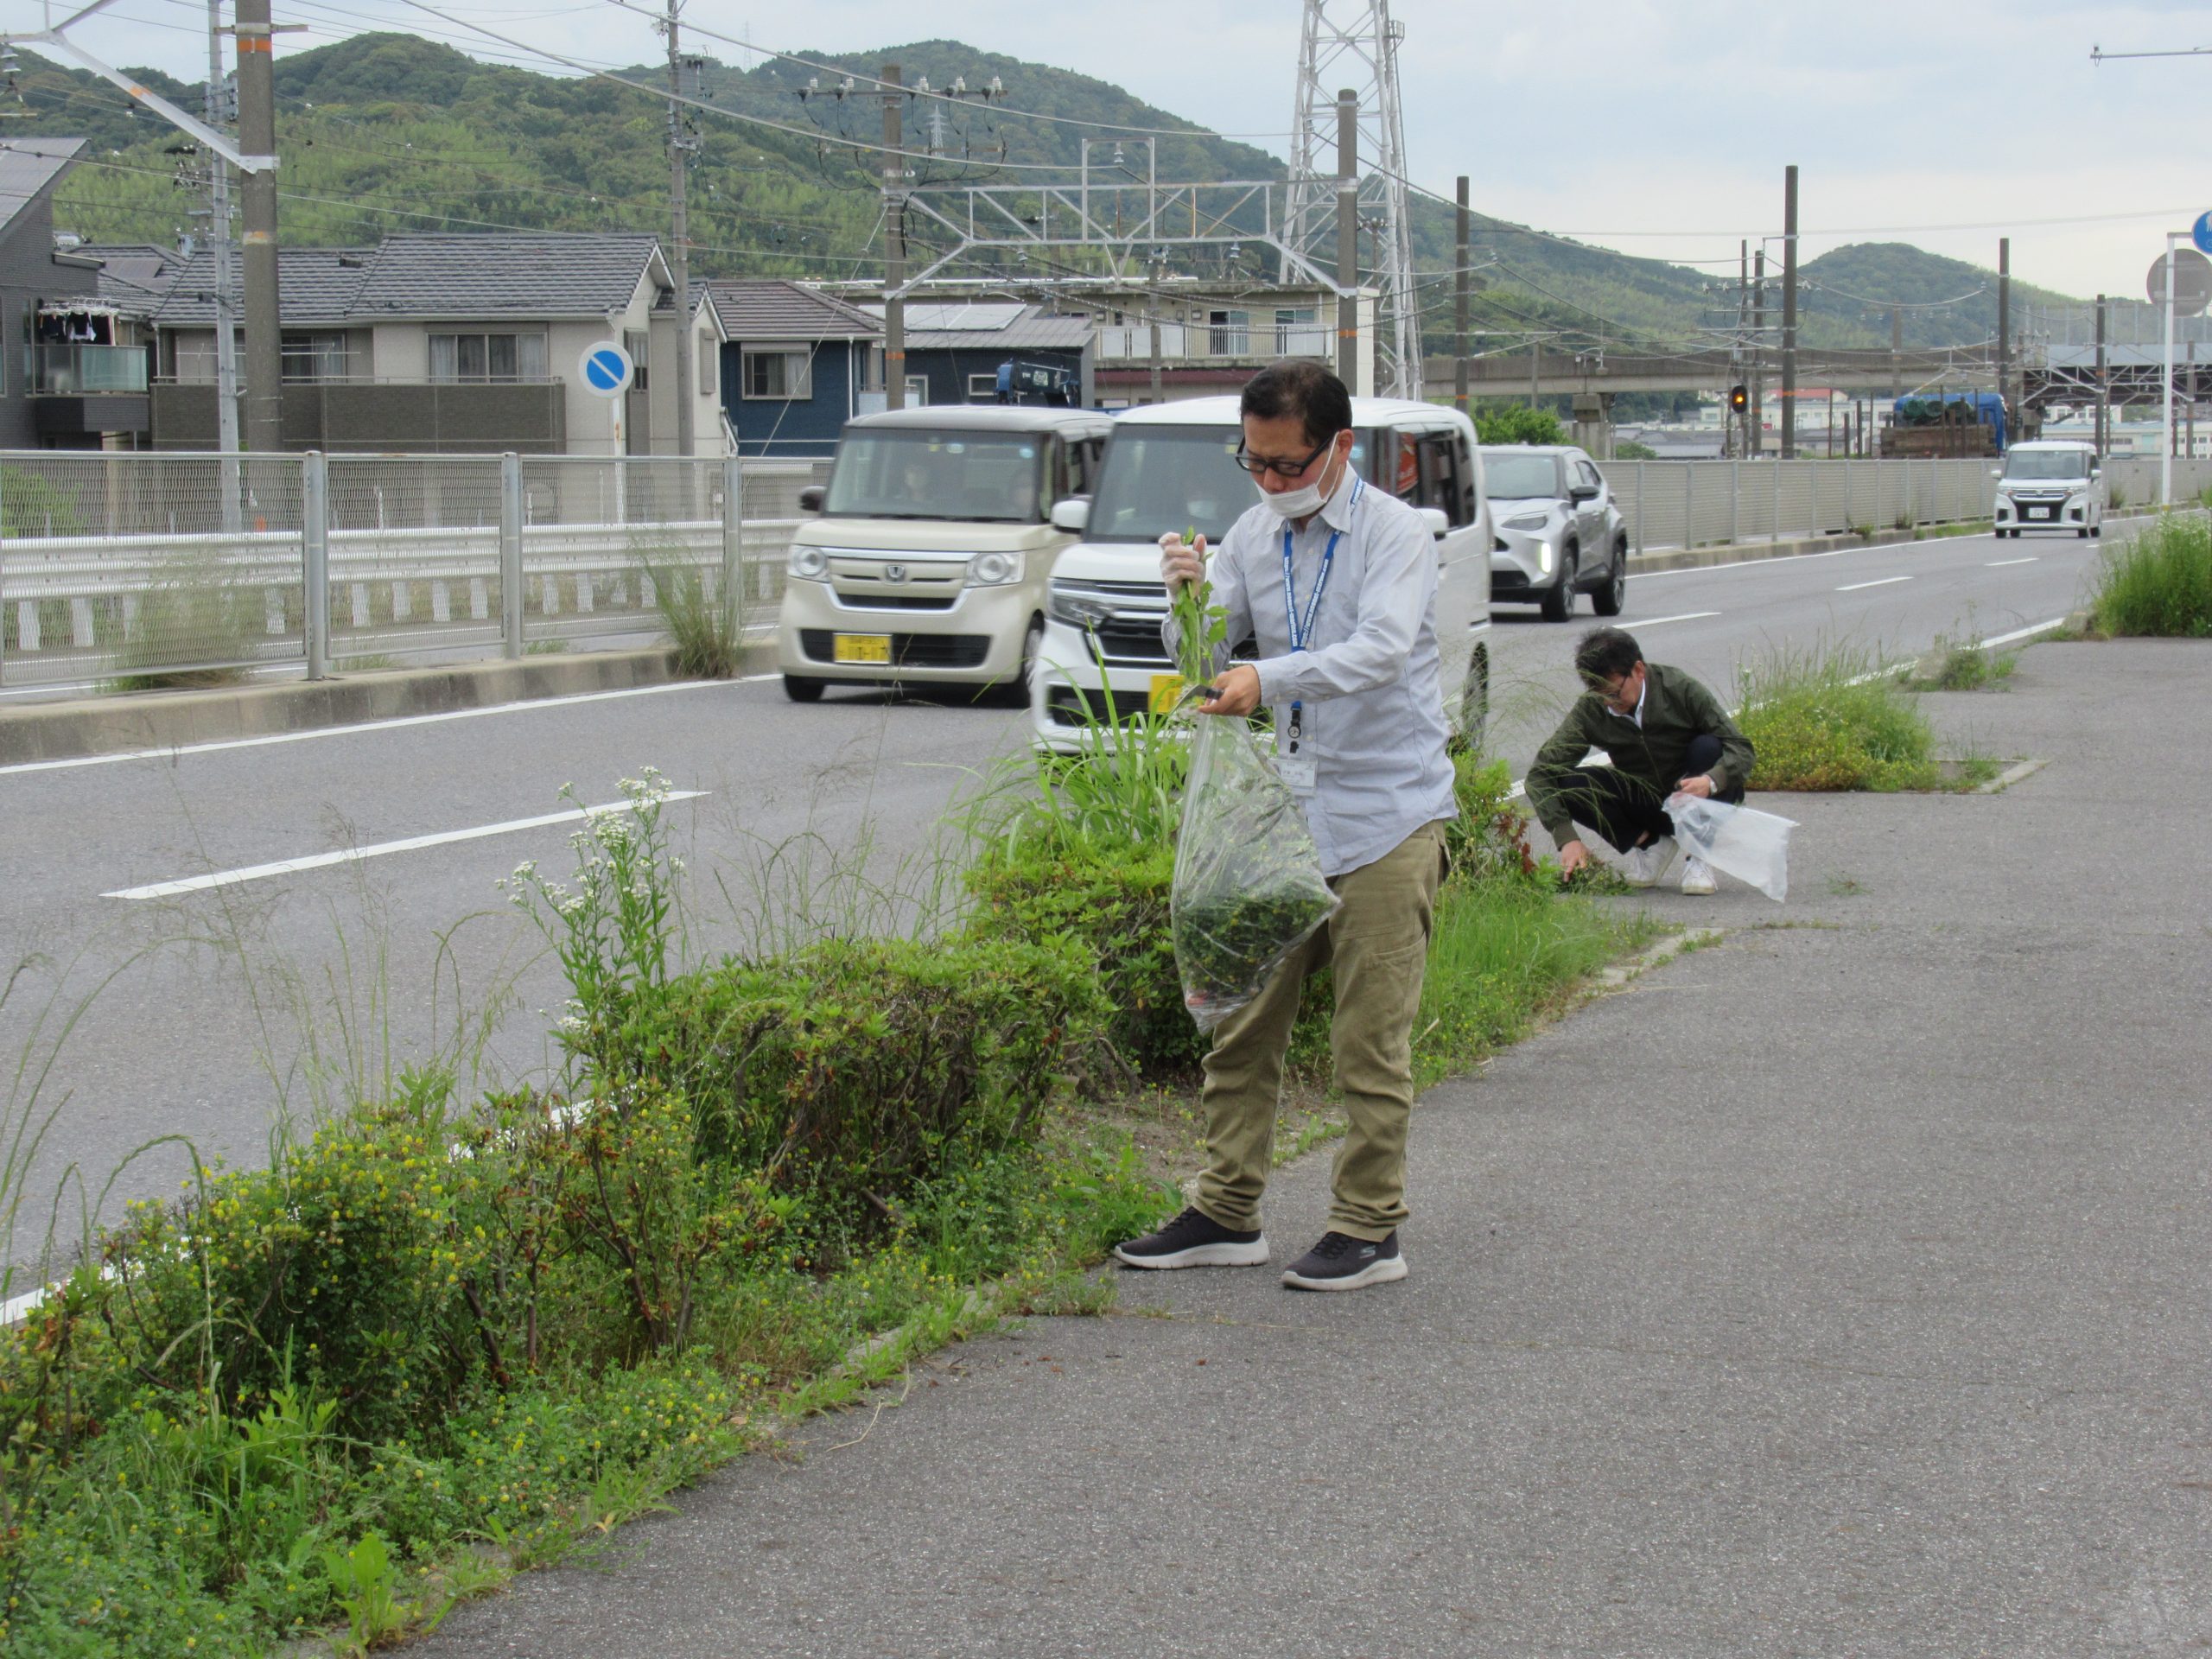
[145,233,724,455]
[862,302,1094,410]
[707,279,882,458]
[0,138,153,450]
[1081,279,1360,403]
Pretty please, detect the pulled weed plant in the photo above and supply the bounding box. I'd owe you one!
[2086,512,2212,638]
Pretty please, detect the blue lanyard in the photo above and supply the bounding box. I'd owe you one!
[1279,475,1358,750]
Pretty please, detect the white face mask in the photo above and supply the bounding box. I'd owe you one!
[1255,442,1343,520]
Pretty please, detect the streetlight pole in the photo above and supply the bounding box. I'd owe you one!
[2164,229,2180,507]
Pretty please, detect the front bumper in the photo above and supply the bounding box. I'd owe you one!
[1995,492,2090,531]
[1490,527,1563,599]
[777,578,1034,683]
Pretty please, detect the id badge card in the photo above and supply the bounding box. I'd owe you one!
[1274,706,1318,793]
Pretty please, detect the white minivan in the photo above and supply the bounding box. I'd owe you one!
[779,405,1115,701]
[1993,440,2103,539]
[1032,397,1491,753]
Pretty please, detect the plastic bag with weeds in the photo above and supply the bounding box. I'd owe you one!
[1665,792,1798,901]
[1171,712,1339,1032]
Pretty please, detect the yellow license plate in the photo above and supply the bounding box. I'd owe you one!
[1148,673,1185,715]
[834,633,892,664]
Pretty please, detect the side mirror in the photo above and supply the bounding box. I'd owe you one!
[1049,497,1090,534]
[1988,468,2002,480]
[1415,506,1450,539]
[1568,484,1599,503]
[798,485,825,512]
[2091,468,2103,481]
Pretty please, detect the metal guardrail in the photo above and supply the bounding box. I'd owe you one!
[0,453,829,687]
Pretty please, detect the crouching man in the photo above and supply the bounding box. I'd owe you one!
[1528,626,1755,894]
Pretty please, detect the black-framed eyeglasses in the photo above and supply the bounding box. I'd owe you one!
[1232,435,1333,480]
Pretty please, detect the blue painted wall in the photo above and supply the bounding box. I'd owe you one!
[721,337,858,458]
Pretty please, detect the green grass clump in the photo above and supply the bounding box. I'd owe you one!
[2087,513,2212,637]
[1738,644,1949,791]
[1900,633,2018,692]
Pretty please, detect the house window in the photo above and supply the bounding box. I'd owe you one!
[428,331,547,382]
[1207,310,1251,356]
[742,346,811,400]
[905,374,929,408]
[283,332,350,382]
[625,330,649,392]
[697,334,719,397]
[1274,307,1320,355]
[968,372,999,402]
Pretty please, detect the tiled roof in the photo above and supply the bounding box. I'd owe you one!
[149,247,375,327]
[0,138,86,238]
[708,279,882,340]
[79,245,185,317]
[352,233,661,320]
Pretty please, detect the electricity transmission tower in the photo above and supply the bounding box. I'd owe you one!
[1283,0,1421,396]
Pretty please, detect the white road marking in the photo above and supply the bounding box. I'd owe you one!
[1986,556,2038,568]
[103,791,708,901]
[1624,611,1721,628]
[1980,617,2069,648]
[1837,575,1913,592]
[1627,526,1998,580]
[1,680,743,779]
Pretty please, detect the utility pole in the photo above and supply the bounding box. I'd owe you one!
[1334,87,1357,391]
[1780,164,1798,460]
[1453,174,1469,416]
[1890,305,1902,402]
[1734,238,1748,459]
[233,0,280,455]
[204,0,239,528]
[881,63,906,410]
[1996,236,2010,442]
[664,0,695,456]
[2094,293,2108,454]
[1749,248,1764,454]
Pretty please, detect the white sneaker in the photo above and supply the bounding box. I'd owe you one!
[1679,855,1718,895]
[1621,836,1677,888]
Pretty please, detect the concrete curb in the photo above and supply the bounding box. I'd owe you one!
[1628,520,1987,575]
[0,642,777,766]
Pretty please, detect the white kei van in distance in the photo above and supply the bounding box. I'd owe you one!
[1992,440,2103,539]
[779,405,1115,702]
[1032,396,1491,753]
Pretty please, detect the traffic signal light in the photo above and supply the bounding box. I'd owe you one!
[1729,385,1749,414]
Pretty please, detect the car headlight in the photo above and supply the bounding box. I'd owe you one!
[1503,511,1551,531]
[967,550,1023,588]
[788,546,829,581]
[1046,582,1120,629]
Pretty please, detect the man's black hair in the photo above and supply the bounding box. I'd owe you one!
[1575,626,1643,688]
[1240,359,1354,448]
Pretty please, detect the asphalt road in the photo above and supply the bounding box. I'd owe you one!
[0,518,2119,1260]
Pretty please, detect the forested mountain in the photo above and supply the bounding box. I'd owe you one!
[17,32,2066,355]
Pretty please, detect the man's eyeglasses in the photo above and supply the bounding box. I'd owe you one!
[1232,435,1335,480]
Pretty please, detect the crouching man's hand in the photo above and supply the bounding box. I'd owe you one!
[1674,773,1716,799]
[1558,839,1591,879]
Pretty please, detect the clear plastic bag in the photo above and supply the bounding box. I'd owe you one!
[1171,715,1340,1033]
[1664,793,1798,902]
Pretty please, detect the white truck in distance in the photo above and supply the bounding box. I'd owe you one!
[1031,396,1491,753]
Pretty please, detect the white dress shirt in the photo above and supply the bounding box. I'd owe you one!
[1166,460,1456,878]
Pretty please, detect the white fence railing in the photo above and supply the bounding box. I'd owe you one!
[0,453,830,687]
[1611,454,2212,556]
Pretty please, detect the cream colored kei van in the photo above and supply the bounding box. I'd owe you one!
[778,405,1115,702]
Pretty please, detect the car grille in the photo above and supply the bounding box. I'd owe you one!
[1090,616,1173,667]
[833,594,958,612]
[1045,684,1159,727]
[798,630,992,671]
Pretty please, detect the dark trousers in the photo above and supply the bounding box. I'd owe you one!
[1553,733,1745,854]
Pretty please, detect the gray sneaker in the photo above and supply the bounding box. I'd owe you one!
[1114,1206,1269,1270]
[1281,1230,1408,1292]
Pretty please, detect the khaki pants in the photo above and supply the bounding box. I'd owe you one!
[1195,820,1446,1243]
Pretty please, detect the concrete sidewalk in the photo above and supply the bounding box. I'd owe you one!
[416,640,2212,1658]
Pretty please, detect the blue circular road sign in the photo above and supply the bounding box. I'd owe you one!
[2195,213,2212,257]
[579,340,634,397]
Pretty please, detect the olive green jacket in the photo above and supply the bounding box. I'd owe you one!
[1527,663,1756,849]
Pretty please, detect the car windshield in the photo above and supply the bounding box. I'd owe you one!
[2005,450,2092,481]
[1481,452,1560,499]
[823,431,1044,522]
[1085,424,1375,543]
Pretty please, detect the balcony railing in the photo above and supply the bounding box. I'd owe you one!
[1095,322,1331,364]
[29,344,149,395]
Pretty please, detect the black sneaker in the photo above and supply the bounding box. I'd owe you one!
[1281,1230,1408,1292]
[1113,1206,1269,1270]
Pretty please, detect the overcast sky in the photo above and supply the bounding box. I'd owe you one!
[21,0,2211,304]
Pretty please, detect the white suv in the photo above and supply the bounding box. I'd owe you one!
[779,405,1114,702]
[1993,441,2103,539]
[1032,396,1492,753]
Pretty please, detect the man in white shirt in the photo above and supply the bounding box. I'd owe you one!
[1113,361,1454,1292]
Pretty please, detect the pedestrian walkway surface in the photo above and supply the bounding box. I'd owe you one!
[416,641,2212,1658]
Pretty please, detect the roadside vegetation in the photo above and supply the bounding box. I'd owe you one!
[0,709,1650,1655]
[1897,629,2018,692]
[2084,512,2212,638]
[1738,642,2002,791]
